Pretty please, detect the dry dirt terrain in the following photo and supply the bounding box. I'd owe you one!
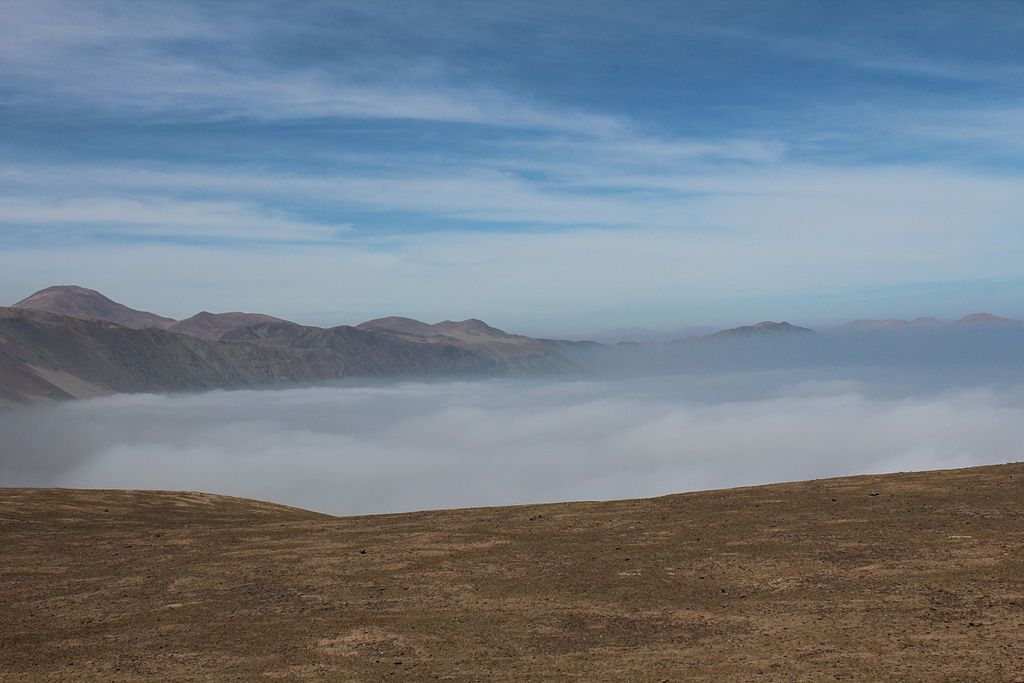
[1,463,1023,681]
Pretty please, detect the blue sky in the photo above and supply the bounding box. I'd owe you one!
[1,0,1022,334]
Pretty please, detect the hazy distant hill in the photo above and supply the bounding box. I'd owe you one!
[704,320,816,339]
[954,312,1023,326]
[554,313,1024,379]
[836,313,1022,332]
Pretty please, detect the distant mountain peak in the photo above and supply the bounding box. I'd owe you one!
[357,316,440,337]
[837,313,1022,332]
[168,311,292,340]
[26,284,96,296]
[13,285,176,330]
[359,316,515,340]
[435,318,510,337]
[710,321,816,338]
[956,312,1023,326]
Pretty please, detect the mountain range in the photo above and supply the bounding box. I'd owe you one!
[1,286,579,408]
[836,312,1023,331]
[2,284,1021,408]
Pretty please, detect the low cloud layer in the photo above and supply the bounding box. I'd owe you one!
[2,372,1022,515]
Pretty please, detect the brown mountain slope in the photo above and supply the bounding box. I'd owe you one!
[0,307,314,405]
[360,316,524,343]
[222,321,505,376]
[167,311,293,340]
[358,316,579,372]
[13,285,176,329]
[1,462,1022,680]
[0,353,75,407]
[0,308,574,407]
[1,288,580,406]
[357,315,440,337]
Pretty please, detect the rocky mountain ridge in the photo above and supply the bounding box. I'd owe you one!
[0,287,580,408]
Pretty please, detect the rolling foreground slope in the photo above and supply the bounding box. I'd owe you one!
[2,463,1023,681]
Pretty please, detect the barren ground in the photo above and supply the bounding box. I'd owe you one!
[2,463,1023,681]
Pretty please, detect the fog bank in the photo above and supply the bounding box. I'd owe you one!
[2,371,1022,515]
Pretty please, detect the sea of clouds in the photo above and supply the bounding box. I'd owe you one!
[2,370,1022,515]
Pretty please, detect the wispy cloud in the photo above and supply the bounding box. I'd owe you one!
[2,160,1020,243]
[0,0,625,135]
[1,0,1022,327]
[0,196,346,240]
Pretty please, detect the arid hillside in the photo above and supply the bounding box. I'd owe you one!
[13,285,176,330]
[0,306,577,408]
[1,463,1022,681]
